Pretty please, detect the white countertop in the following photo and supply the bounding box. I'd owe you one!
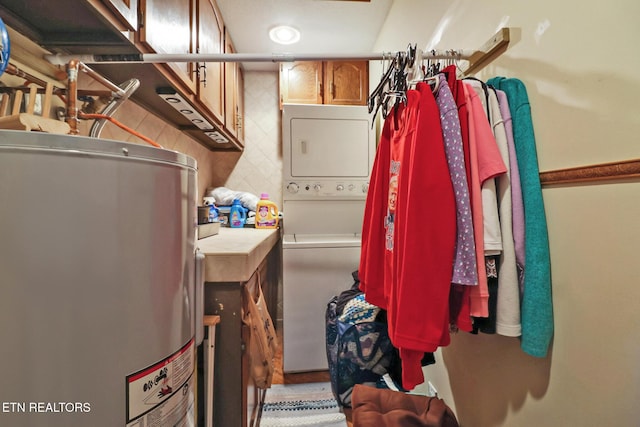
[197,227,280,282]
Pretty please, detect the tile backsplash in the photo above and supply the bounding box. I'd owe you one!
[78,70,283,208]
[216,71,283,207]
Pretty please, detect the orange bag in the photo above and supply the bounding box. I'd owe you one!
[242,273,278,389]
[351,384,459,427]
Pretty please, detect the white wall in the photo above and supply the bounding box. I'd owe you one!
[374,1,640,426]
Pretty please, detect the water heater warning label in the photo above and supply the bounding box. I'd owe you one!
[126,339,195,426]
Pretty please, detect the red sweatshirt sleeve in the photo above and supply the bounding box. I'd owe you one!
[359,119,391,308]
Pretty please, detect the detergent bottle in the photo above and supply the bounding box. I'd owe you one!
[255,193,279,229]
[229,199,247,228]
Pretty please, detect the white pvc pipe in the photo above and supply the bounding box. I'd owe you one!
[45,50,472,65]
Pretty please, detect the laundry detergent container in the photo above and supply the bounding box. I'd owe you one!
[0,130,200,427]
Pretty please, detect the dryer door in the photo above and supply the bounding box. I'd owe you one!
[289,116,371,177]
[283,104,375,180]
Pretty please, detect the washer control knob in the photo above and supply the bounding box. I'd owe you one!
[348,184,355,191]
[313,183,322,192]
[286,182,299,194]
[362,183,369,193]
[336,184,344,191]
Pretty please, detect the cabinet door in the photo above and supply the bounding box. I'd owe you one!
[101,0,138,30]
[139,0,196,94]
[324,60,369,105]
[280,61,323,106]
[197,0,224,124]
[224,30,244,143]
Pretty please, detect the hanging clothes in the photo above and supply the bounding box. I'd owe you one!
[362,49,553,385]
[462,83,507,318]
[359,86,456,391]
[487,77,553,358]
[486,87,521,337]
[431,75,477,287]
[495,89,526,291]
[359,119,391,306]
[464,79,504,333]
[441,65,475,333]
[465,80,504,258]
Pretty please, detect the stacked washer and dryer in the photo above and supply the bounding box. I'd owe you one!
[281,104,376,373]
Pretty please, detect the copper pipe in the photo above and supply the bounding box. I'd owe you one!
[66,59,79,135]
[4,61,123,126]
[0,87,114,97]
[49,88,113,98]
[64,60,132,135]
[77,62,126,98]
[1,55,138,136]
[4,63,57,90]
[77,89,115,98]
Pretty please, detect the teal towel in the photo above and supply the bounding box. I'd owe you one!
[487,77,553,358]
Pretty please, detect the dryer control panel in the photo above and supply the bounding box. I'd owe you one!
[285,180,369,199]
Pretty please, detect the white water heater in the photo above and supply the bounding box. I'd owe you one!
[0,130,201,426]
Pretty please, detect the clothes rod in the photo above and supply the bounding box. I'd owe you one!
[45,50,474,65]
[45,27,510,74]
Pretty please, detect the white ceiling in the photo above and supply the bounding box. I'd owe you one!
[215,0,395,70]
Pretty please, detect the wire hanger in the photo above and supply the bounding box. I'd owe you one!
[368,43,469,121]
[367,52,396,115]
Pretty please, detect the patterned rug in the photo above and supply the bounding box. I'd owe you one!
[260,382,348,427]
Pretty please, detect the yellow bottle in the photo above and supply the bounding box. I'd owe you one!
[255,193,279,229]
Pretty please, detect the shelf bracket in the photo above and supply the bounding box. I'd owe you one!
[461,27,511,76]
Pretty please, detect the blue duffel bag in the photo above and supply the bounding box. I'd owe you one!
[325,275,396,408]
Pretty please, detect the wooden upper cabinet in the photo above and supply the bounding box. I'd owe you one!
[224,30,245,144]
[324,60,368,105]
[101,0,138,31]
[196,0,224,123]
[280,61,323,105]
[138,0,197,94]
[280,60,368,107]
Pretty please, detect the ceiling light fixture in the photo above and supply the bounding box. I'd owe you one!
[269,25,300,45]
